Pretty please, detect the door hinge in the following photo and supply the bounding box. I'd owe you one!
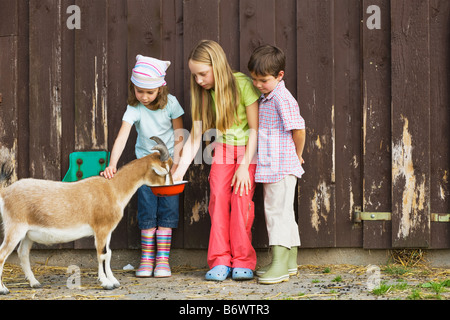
[354,207,450,223]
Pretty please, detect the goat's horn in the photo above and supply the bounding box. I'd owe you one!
[150,136,170,162]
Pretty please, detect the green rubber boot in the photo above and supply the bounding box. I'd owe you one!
[258,246,290,285]
[256,246,298,277]
[288,246,298,276]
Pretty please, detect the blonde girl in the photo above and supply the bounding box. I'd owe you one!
[102,55,184,278]
[173,40,259,281]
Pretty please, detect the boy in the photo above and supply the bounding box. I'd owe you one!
[248,45,306,284]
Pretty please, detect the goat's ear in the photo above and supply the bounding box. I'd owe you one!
[151,163,169,177]
[168,157,173,169]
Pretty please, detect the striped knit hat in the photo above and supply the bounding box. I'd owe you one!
[131,55,171,89]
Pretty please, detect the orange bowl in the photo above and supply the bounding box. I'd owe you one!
[150,181,188,197]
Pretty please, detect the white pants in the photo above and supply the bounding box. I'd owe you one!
[263,175,301,248]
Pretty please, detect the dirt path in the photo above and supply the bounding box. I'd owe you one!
[0,263,449,301]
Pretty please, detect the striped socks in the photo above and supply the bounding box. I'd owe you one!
[136,228,156,277]
[154,229,172,278]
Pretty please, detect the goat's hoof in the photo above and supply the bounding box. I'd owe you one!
[0,287,10,295]
[30,282,41,289]
[100,280,116,290]
[102,284,116,290]
[109,278,120,289]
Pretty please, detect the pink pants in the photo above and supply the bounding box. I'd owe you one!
[207,143,257,270]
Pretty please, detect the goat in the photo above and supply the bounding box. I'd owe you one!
[0,137,173,294]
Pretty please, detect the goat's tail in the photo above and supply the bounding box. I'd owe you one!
[0,162,13,190]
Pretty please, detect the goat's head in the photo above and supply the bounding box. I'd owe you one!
[146,136,174,186]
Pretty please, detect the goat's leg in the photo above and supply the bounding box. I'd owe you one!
[102,233,120,288]
[0,226,27,294]
[17,236,40,288]
[95,231,119,290]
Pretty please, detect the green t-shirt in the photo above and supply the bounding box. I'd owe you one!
[210,72,260,146]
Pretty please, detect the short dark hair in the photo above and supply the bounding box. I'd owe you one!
[248,45,286,77]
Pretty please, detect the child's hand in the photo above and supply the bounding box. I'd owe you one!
[172,173,183,182]
[101,166,117,179]
[171,168,184,182]
[231,166,251,197]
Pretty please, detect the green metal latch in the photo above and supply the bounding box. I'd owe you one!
[353,206,391,223]
[431,213,450,223]
[354,207,450,223]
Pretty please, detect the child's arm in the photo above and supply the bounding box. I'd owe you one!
[292,129,306,164]
[231,101,258,196]
[171,116,184,174]
[172,120,203,182]
[101,121,132,179]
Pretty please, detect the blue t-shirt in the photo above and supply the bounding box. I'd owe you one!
[122,94,184,159]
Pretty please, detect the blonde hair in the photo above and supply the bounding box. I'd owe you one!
[188,40,240,134]
[127,82,169,110]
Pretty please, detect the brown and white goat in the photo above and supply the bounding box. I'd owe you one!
[0,137,173,294]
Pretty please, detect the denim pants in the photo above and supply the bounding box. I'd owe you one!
[137,185,179,230]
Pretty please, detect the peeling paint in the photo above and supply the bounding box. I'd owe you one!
[315,135,322,149]
[81,52,109,151]
[91,56,99,148]
[440,170,448,201]
[349,181,354,220]
[49,4,62,155]
[310,181,331,232]
[363,81,368,157]
[364,180,385,210]
[190,202,201,224]
[392,116,425,240]
[331,105,335,183]
[352,155,358,169]
[189,191,208,225]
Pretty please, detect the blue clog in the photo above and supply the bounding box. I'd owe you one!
[205,265,231,281]
[232,268,254,280]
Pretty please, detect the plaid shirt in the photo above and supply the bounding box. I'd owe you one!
[255,81,305,183]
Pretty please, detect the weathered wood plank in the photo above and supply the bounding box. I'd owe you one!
[391,0,431,248]
[0,36,19,181]
[181,0,221,249]
[74,0,108,152]
[15,0,30,180]
[297,0,336,248]
[29,0,73,249]
[29,0,63,181]
[73,0,109,249]
[361,0,392,249]
[429,0,450,249]
[106,0,131,250]
[334,0,363,247]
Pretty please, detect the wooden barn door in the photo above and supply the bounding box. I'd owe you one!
[297,0,450,250]
[360,0,450,249]
[2,0,450,251]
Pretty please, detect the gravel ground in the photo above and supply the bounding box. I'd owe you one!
[0,262,449,302]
